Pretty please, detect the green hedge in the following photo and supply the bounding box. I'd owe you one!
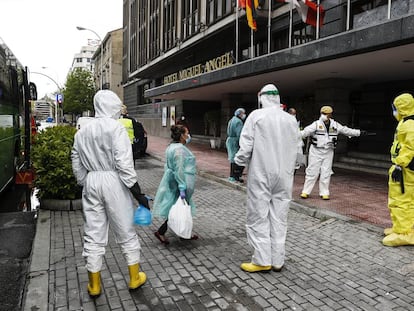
[32,125,82,200]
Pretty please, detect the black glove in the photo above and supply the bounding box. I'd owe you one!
[391,165,402,182]
[129,182,150,209]
[391,165,405,194]
[360,130,368,136]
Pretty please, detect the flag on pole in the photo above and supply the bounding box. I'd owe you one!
[282,0,325,27]
[246,0,259,31]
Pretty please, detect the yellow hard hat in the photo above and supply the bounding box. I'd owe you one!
[320,106,333,114]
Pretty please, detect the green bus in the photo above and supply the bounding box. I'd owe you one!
[0,41,36,194]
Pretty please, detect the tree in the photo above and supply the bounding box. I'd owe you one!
[62,68,96,115]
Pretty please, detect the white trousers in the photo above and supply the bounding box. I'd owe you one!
[82,171,141,272]
[246,174,293,267]
[302,145,334,196]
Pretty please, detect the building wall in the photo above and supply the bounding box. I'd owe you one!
[122,0,414,153]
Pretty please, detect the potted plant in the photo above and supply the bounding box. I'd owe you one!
[31,125,82,210]
[203,110,221,149]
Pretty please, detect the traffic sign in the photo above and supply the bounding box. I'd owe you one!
[56,93,63,104]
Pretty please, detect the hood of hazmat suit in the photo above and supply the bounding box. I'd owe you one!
[258,84,281,109]
[94,90,123,120]
[393,93,414,120]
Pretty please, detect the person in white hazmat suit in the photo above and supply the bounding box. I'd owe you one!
[300,106,364,200]
[234,84,303,273]
[71,90,149,297]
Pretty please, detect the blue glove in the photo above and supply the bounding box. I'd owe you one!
[179,190,186,199]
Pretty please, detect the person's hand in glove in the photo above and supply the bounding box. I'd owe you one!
[179,190,186,199]
[391,165,405,194]
[129,182,150,209]
[391,165,402,182]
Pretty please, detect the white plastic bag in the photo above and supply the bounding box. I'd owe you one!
[168,197,193,239]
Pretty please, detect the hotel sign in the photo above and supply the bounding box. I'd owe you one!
[163,52,233,85]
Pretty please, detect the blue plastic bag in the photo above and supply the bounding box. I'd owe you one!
[134,204,152,226]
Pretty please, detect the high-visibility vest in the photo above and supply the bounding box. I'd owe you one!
[118,117,134,144]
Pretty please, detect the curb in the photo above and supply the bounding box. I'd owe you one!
[22,209,50,311]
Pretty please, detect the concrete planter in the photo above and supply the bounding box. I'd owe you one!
[40,198,82,211]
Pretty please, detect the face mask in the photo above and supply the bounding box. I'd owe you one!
[185,134,191,144]
[320,114,328,122]
[240,114,246,120]
[392,104,401,121]
[393,110,401,121]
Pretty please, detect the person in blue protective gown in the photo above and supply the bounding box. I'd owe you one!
[383,93,414,246]
[235,84,304,273]
[153,125,198,245]
[71,90,149,297]
[226,108,246,183]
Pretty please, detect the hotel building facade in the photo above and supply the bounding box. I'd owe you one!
[121,0,414,167]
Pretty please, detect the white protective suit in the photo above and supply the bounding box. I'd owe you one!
[72,90,141,272]
[301,116,360,196]
[234,85,302,267]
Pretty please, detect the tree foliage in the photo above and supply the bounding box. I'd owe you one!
[62,68,96,115]
[32,125,81,200]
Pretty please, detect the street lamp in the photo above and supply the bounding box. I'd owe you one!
[31,71,62,124]
[76,26,103,89]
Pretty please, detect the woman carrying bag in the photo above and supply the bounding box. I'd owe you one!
[153,125,198,245]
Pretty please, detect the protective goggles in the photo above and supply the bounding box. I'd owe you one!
[259,90,279,96]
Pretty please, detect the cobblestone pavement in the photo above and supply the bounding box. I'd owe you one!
[28,157,414,311]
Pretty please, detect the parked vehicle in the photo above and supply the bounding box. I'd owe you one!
[0,40,37,194]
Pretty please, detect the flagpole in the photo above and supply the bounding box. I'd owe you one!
[289,0,293,48]
[316,0,320,39]
[236,1,239,63]
[346,0,350,30]
[267,1,271,54]
[250,28,254,58]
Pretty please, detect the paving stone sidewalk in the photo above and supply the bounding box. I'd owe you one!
[24,157,414,311]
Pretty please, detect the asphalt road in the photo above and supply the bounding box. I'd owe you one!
[0,186,36,311]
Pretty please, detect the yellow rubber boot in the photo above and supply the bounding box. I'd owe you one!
[382,232,414,247]
[128,263,147,290]
[383,227,414,236]
[87,271,101,297]
[240,262,271,273]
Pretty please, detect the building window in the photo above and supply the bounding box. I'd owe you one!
[182,0,199,40]
[138,0,147,66]
[163,0,176,51]
[352,0,388,15]
[149,0,160,60]
[206,0,233,25]
[130,0,138,72]
[292,25,315,46]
